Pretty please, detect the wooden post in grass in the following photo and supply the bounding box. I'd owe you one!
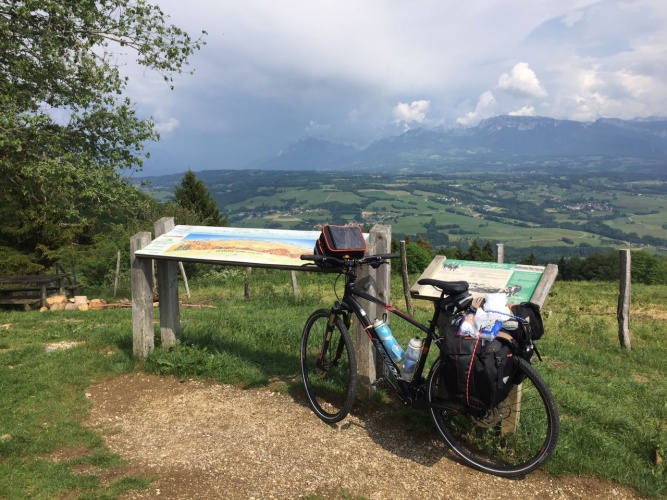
[374,226,393,380]
[354,238,377,400]
[131,232,154,358]
[291,270,299,296]
[113,250,121,298]
[503,262,559,435]
[353,224,391,400]
[400,240,414,316]
[179,262,191,299]
[373,226,392,308]
[245,267,252,299]
[154,217,180,348]
[618,249,632,350]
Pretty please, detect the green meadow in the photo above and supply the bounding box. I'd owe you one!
[1,270,666,498]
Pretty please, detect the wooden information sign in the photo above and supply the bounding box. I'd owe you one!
[410,256,558,307]
[134,225,368,270]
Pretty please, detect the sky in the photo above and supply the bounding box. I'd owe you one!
[125,0,667,176]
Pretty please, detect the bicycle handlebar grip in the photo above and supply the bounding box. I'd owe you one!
[300,255,321,261]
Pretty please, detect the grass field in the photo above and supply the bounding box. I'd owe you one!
[1,271,666,498]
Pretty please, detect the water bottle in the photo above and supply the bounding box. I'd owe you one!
[373,318,404,363]
[402,337,423,382]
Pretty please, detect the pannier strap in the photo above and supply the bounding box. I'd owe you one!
[466,336,481,408]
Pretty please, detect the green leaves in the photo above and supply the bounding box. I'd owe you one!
[0,0,205,268]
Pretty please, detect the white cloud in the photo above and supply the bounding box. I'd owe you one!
[561,9,586,27]
[124,0,667,174]
[498,62,548,98]
[393,100,431,124]
[154,117,180,134]
[456,91,497,126]
[305,120,330,134]
[508,105,536,117]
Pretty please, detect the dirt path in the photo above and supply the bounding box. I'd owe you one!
[85,374,642,500]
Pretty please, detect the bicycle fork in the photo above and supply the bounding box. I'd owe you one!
[318,303,348,369]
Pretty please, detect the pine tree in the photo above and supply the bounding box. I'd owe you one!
[173,170,227,227]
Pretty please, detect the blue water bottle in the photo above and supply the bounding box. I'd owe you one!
[373,318,405,363]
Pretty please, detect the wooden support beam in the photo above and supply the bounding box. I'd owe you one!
[154,218,180,348]
[496,243,504,264]
[530,263,558,308]
[353,224,392,400]
[617,249,632,349]
[131,232,154,358]
[290,270,299,296]
[505,263,558,433]
[353,239,377,400]
[400,240,414,316]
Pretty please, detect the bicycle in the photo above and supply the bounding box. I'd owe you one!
[299,252,560,478]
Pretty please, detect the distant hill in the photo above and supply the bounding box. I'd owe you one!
[251,137,360,171]
[252,115,667,173]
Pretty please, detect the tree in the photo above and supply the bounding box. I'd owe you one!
[404,242,432,275]
[465,239,494,261]
[521,253,538,265]
[0,0,205,267]
[172,170,227,227]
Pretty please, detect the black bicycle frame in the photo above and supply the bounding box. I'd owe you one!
[341,275,443,405]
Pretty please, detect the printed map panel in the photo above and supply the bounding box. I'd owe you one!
[135,225,368,269]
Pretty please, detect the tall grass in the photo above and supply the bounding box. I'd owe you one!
[1,269,666,498]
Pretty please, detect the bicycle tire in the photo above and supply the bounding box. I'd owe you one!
[427,355,560,478]
[300,309,357,424]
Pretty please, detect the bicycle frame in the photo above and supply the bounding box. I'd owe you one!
[337,272,444,405]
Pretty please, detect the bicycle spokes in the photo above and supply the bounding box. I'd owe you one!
[300,309,357,424]
[428,357,559,478]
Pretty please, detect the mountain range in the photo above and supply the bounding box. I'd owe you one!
[250,116,667,174]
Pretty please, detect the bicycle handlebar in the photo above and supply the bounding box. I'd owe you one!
[300,253,400,268]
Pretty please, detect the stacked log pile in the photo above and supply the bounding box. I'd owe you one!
[39,295,126,312]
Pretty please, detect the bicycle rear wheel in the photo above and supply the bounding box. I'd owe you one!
[300,309,357,424]
[427,356,559,478]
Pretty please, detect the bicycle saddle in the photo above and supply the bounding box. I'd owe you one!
[417,279,469,296]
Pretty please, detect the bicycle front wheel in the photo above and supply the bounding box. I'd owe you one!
[428,356,560,478]
[300,309,357,424]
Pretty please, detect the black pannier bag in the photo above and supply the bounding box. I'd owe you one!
[314,224,367,267]
[438,315,517,411]
[509,302,544,341]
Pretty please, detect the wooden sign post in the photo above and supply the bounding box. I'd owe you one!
[411,256,558,434]
[130,223,388,402]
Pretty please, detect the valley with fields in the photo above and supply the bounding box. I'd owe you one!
[138,168,667,264]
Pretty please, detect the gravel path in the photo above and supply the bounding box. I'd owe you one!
[85,374,642,500]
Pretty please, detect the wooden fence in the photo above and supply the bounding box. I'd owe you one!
[130,219,635,406]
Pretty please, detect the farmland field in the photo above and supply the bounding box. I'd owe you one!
[138,169,667,262]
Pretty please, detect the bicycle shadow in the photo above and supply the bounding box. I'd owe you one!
[352,404,463,468]
[152,323,466,471]
[284,382,464,469]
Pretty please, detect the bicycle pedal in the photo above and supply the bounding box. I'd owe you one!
[372,377,387,387]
